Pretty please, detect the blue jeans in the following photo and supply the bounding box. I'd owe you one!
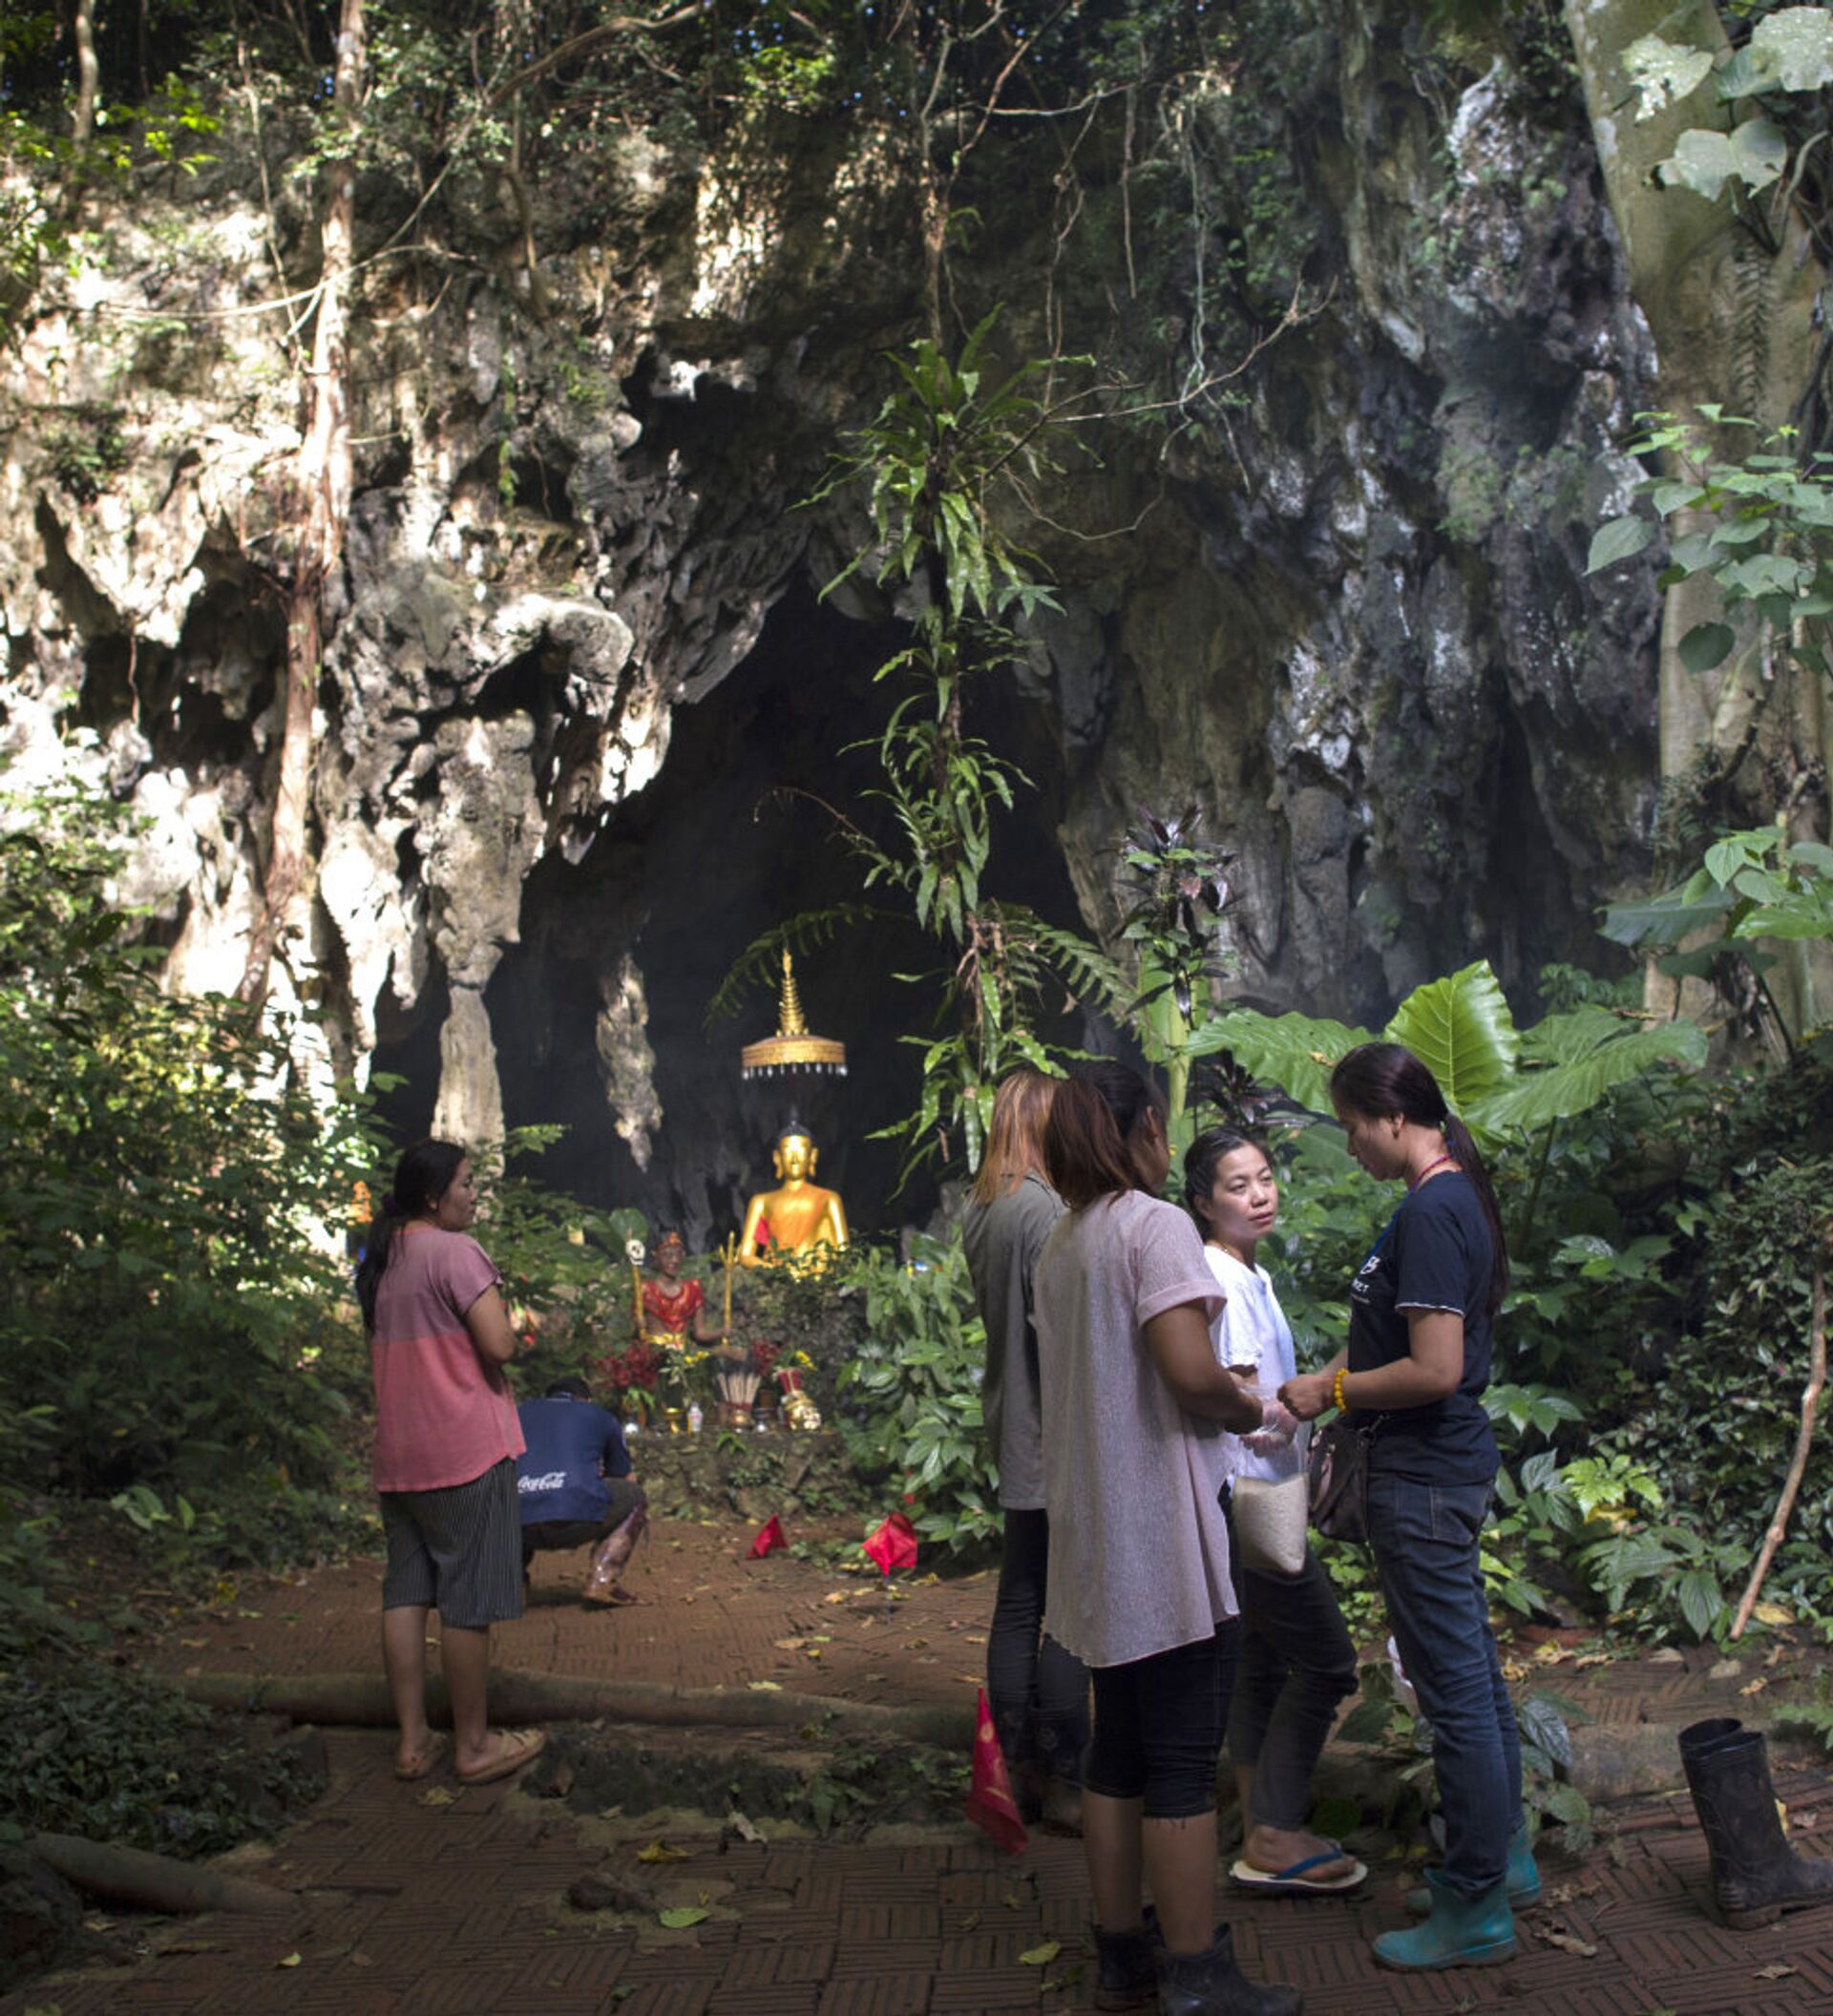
[1366,1474,1521,1896]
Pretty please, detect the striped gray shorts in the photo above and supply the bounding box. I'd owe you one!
[379,1457,524,1629]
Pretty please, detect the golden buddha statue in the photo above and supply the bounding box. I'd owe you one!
[738,1127,849,1270]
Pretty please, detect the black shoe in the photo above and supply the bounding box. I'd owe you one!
[1680,1718,1833,1929]
[1093,1903,1159,2010]
[1154,1925,1303,2015]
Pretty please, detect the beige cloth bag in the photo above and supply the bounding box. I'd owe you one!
[1230,1473,1310,1577]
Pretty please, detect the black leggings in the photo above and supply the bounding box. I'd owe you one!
[986,1507,1089,1784]
[1085,1622,1239,1820]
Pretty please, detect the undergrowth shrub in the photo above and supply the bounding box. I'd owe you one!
[0,1657,322,1855]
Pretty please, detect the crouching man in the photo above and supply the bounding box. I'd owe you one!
[515,1377,647,1605]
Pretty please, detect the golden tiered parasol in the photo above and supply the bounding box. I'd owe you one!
[740,950,847,1081]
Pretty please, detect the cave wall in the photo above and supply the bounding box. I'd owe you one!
[0,4,1660,1241]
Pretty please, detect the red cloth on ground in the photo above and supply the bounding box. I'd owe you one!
[747,1514,787,1559]
[964,1688,1028,1854]
[863,1512,918,1575]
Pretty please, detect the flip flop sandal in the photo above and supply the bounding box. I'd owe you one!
[393,1732,447,1782]
[455,1727,546,1786]
[1230,1846,1369,1897]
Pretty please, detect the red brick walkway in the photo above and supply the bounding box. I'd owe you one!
[10,1511,1832,2016]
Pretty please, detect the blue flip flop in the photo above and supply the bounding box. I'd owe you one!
[1230,1845,1369,1896]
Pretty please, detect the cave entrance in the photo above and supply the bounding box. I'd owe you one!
[417,577,1088,1250]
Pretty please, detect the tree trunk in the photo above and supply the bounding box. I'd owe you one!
[239,0,366,1006]
[71,0,99,143]
[1564,0,1833,1029]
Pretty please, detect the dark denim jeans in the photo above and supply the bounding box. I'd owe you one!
[1366,1473,1522,1896]
[986,1507,1089,1787]
[1227,1537,1359,1831]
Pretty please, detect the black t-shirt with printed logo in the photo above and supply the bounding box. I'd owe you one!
[1345,1171,1500,1484]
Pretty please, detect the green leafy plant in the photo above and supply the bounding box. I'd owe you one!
[837,1234,998,1557]
[739,312,1106,1181]
[0,779,384,1634]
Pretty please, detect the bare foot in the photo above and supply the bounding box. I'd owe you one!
[1240,1821,1358,1880]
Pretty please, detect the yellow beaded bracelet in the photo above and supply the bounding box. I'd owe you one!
[1332,1365,1349,1414]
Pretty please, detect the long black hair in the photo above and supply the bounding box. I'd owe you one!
[355,1139,468,1332]
[1329,1042,1509,1316]
[1043,1060,1165,1210]
[1182,1125,1264,1235]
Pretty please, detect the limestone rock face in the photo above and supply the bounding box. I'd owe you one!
[0,5,1660,1236]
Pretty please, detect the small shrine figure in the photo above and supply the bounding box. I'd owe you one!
[632,1228,729,1350]
[738,1126,849,1270]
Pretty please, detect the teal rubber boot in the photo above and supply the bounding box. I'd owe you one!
[1404,1819,1540,1917]
[1374,1869,1516,1971]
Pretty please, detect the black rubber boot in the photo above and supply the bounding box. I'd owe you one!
[1154,1925,1304,2015]
[1679,1717,1833,1929]
[1091,1901,1159,2010]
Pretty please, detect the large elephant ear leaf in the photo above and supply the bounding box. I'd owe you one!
[1382,961,1519,1112]
[1186,1009,1374,1117]
[1474,1018,1705,1134]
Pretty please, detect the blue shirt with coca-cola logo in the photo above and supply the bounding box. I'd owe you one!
[515,1395,631,1524]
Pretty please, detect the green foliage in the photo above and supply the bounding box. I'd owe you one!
[0,1656,320,1857]
[837,1235,999,1557]
[43,403,130,504]
[1622,9,1832,203]
[1775,1671,1833,1757]
[788,314,1105,1179]
[0,779,382,1645]
[1340,1655,1592,1849]
[1591,411,1833,717]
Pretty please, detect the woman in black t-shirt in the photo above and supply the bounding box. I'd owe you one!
[1281,1042,1536,1973]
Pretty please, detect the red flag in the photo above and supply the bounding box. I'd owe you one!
[964,1688,1028,1854]
[747,1514,787,1559]
[863,1511,918,1576]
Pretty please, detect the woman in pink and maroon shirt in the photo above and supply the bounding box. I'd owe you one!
[356,1140,545,1785]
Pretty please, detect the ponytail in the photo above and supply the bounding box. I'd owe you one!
[1443,1112,1509,1317]
[355,1138,468,1331]
[1043,1061,1165,1210]
[1331,1042,1508,1317]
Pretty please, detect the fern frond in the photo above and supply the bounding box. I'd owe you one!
[703,904,892,1029]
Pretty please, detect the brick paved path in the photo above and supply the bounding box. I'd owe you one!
[9,1727,1829,2016]
[10,1509,1831,2016]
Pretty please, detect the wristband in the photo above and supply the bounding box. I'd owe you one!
[1332,1365,1349,1414]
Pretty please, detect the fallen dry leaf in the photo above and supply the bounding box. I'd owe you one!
[1532,1641,1570,1665]
[1535,1926,1597,1960]
[658,1906,708,1928]
[960,1912,981,1931]
[637,1840,691,1864]
[1740,1677,1768,1697]
[1754,1963,1798,1981]
[748,1680,782,1691]
[903,1637,930,1649]
[773,1638,806,1650]
[1020,1940,1062,1966]
[277,1953,303,1969]
[418,1785,457,1808]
